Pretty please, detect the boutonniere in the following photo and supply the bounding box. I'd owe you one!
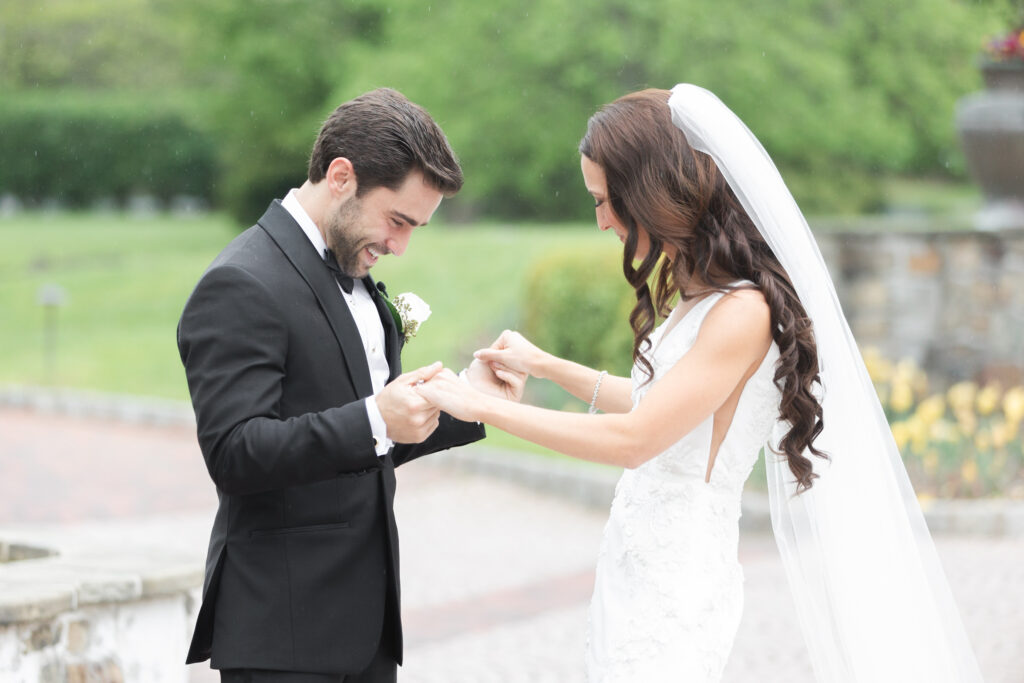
[377,282,431,343]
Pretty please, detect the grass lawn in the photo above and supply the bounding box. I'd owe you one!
[0,212,230,399]
[0,176,981,456]
[0,211,612,455]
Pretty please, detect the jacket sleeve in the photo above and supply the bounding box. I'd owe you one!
[391,413,486,468]
[178,264,380,495]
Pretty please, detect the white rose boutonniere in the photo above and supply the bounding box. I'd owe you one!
[386,291,431,343]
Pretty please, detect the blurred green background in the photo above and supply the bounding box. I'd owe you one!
[0,0,1017,457]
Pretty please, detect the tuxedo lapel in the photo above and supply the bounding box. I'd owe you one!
[365,276,403,382]
[257,200,375,398]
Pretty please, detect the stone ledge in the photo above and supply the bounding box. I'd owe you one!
[434,445,1024,537]
[0,560,142,607]
[63,555,204,599]
[0,533,204,626]
[920,497,1024,536]
[0,540,54,563]
[0,582,75,623]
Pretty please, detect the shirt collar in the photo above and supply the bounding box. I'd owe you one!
[281,189,327,256]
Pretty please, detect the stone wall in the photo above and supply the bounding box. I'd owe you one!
[816,226,1024,386]
[0,595,197,682]
[0,531,202,682]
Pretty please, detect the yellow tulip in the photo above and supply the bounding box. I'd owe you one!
[916,395,946,425]
[894,358,918,379]
[976,384,1002,416]
[890,421,910,451]
[862,347,893,384]
[954,408,977,437]
[929,419,958,443]
[991,421,1011,449]
[908,416,930,452]
[890,380,915,414]
[947,382,978,413]
[893,358,924,391]
[961,459,978,484]
[1003,386,1024,425]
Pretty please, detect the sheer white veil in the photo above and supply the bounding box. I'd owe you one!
[667,84,982,682]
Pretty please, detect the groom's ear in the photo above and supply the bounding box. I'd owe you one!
[325,157,358,199]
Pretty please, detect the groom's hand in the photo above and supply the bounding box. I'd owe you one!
[376,362,444,443]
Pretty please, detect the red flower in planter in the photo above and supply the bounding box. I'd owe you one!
[985,26,1024,62]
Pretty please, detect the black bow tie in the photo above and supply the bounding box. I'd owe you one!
[323,249,355,294]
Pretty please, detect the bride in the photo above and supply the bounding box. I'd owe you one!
[416,85,982,682]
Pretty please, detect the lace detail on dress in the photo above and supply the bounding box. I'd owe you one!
[586,286,782,682]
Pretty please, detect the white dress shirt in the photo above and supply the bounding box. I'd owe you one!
[281,190,393,456]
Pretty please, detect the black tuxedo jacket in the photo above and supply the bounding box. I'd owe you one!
[178,200,485,673]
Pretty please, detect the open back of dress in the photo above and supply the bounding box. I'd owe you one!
[586,286,782,683]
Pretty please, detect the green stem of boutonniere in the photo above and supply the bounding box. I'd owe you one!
[382,296,404,338]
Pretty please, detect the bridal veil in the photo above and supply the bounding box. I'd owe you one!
[668,84,983,682]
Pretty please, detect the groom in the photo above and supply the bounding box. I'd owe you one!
[179,88,509,681]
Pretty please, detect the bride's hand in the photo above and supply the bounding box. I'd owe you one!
[415,368,485,423]
[466,357,526,402]
[474,330,548,379]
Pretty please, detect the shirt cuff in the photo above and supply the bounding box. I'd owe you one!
[365,395,393,456]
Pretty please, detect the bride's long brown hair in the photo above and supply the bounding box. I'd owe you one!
[579,89,826,492]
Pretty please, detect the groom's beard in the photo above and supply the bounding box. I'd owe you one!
[325,196,389,278]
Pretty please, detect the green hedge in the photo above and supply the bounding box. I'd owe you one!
[522,246,637,381]
[0,92,216,207]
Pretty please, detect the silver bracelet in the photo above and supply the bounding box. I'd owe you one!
[588,370,608,414]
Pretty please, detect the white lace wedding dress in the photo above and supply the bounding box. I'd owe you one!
[586,287,781,682]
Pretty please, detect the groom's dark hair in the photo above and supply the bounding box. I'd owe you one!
[308,88,463,197]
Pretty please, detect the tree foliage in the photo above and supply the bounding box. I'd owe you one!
[166,0,393,225]
[347,0,1004,218]
[0,0,188,90]
[0,0,1009,221]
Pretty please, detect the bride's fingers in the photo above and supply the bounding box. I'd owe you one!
[479,351,530,376]
[494,368,521,386]
[492,329,514,349]
[474,348,506,364]
[417,372,460,395]
[433,368,459,381]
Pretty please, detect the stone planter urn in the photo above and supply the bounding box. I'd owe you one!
[955,61,1024,230]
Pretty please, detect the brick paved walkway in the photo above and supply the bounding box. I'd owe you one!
[1,408,1020,682]
[0,408,214,523]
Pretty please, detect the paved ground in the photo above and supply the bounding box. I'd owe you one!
[1,407,1021,682]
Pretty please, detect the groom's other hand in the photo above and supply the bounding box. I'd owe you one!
[377,361,444,443]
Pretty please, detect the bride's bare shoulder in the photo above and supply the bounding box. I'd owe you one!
[698,287,772,352]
